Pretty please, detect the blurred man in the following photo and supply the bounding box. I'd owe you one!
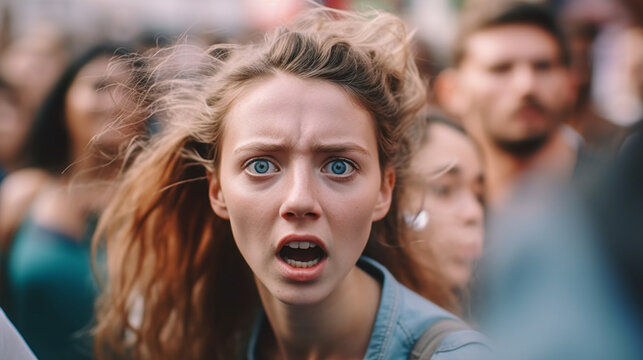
[472,1,643,359]
[438,1,578,208]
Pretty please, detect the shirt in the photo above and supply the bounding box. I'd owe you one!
[247,256,489,359]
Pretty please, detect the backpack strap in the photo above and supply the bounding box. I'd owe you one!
[409,319,471,360]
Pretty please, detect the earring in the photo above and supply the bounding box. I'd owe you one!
[402,210,429,231]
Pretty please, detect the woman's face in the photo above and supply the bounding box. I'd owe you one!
[401,123,484,288]
[65,55,136,154]
[209,72,394,305]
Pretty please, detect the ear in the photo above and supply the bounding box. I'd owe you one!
[372,166,395,221]
[207,171,229,220]
[434,68,466,117]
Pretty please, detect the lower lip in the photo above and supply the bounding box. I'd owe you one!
[276,256,327,282]
[517,107,544,121]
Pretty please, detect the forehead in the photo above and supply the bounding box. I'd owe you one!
[71,55,131,91]
[76,56,111,77]
[411,123,481,177]
[462,24,561,65]
[222,72,377,152]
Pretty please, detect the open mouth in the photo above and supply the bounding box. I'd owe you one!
[279,241,326,269]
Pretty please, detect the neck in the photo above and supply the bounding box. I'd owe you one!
[256,265,380,360]
[477,128,577,209]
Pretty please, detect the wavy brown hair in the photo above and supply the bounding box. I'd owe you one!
[93,5,454,360]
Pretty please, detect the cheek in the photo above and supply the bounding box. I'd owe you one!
[464,79,507,117]
[544,78,572,108]
[66,87,96,118]
[224,186,276,244]
[425,196,459,216]
[424,217,450,249]
[329,202,372,239]
[65,90,96,137]
[471,72,505,96]
[324,183,382,257]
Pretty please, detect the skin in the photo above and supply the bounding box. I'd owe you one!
[1,55,137,241]
[440,24,577,207]
[626,28,643,100]
[208,72,394,359]
[454,24,574,148]
[401,123,484,289]
[0,31,67,114]
[64,55,134,160]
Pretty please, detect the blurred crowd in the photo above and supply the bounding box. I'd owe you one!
[0,0,641,359]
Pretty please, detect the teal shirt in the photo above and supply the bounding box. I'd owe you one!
[5,217,98,360]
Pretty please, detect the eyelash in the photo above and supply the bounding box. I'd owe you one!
[242,157,358,179]
[243,158,280,176]
[430,183,453,197]
[321,158,358,178]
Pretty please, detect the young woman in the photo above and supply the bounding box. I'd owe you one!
[93,7,489,360]
[0,44,143,360]
[399,115,485,314]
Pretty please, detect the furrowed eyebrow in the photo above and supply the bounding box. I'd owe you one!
[312,143,371,157]
[233,142,290,154]
[233,141,372,157]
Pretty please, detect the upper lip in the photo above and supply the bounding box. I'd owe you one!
[516,102,544,114]
[276,234,328,255]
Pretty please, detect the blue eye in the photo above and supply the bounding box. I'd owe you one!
[331,161,347,174]
[323,159,355,176]
[254,160,269,173]
[246,159,278,175]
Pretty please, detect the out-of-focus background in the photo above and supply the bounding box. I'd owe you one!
[1,1,642,359]
[1,0,639,126]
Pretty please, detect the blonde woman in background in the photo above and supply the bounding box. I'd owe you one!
[400,115,485,315]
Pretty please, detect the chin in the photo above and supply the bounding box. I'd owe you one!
[447,267,473,289]
[272,284,333,307]
[496,134,549,156]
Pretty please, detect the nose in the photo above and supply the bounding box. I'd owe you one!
[512,64,537,97]
[279,162,321,221]
[459,192,484,259]
[460,191,484,228]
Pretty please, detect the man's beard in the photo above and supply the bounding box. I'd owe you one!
[492,96,556,157]
[495,134,549,157]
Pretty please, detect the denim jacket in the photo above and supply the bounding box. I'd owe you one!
[247,256,489,359]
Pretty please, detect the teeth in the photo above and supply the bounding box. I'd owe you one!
[286,241,316,249]
[285,257,321,268]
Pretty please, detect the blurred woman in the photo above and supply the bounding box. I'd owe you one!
[0,43,143,360]
[0,24,68,176]
[399,115,485,314]
[0,23,68,121]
